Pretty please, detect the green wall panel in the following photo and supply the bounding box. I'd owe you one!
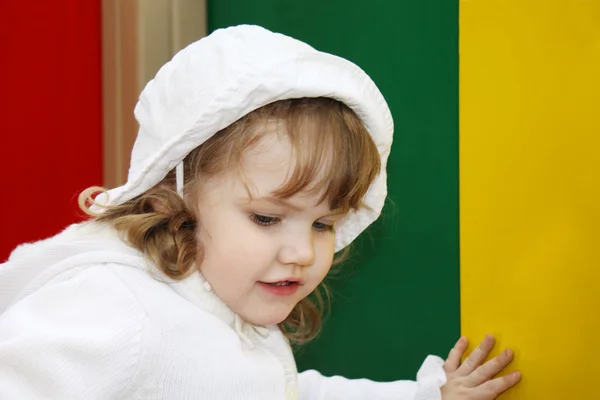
[208,0,459,382]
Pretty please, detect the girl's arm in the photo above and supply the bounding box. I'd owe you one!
[297,355,446,400]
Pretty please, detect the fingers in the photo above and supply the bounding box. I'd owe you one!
[457,334,496,375]
[444,336,468,373]
[480,371,522,397]
[466,348,514,387]
[442,335,521,399]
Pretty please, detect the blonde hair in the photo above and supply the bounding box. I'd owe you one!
[80,97,381,344]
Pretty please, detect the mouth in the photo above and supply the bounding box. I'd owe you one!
[267,281,296,287]
[258,280,302,296]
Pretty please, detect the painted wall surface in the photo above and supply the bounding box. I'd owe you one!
[0,1,103,261]
[208,0,460,381]
[460,0,600,398]
[5,1,596,396]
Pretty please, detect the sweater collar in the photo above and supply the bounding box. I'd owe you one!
[169,270,271,347]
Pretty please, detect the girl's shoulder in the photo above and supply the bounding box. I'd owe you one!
[0,263,150,398]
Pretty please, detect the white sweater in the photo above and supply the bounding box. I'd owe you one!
[0,222,446,399]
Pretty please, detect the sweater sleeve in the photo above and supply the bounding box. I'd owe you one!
[297,355,446,400]
[0,265,148,399]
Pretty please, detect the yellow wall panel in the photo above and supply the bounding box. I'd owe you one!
[460,0,600,398]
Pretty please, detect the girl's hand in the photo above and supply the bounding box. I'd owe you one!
[441,334,521,400]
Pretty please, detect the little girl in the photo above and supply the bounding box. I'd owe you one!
[0,25,520,399]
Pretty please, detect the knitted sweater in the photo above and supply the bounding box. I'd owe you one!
[0,222,446,399]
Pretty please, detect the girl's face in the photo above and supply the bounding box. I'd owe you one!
[194,133,346,326]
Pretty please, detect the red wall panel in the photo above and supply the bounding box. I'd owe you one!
[0,1,103,261]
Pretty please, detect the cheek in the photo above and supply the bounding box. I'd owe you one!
[198,206,246,252]
[307,237,336,281]
[320,234,337,263]
[197,231,255,300]
[197,215,274,277]
[198,228,245,271]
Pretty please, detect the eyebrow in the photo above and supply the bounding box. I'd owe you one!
[253,196,346,216]
[261,197,303,212]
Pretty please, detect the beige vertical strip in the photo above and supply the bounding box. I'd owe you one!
[118,0,140,186]
[101,0,121,189]
[102,0,206,188]
[101,0,139,188]
[171,0,208,52]
[138,0,172,88]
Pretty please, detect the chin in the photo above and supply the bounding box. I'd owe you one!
[245,310,291,327]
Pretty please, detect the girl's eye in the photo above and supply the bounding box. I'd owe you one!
[313,221,334,233]
[250,213,280,226]
[250,214,334,232]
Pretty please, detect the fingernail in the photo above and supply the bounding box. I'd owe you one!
[513,371,521,380]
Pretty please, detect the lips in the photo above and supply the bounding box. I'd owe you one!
[258,280,301,296]
[262,277,303,285]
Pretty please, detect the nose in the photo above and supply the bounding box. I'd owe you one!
[278,229,315,267]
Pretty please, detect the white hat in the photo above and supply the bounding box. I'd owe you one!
[94,25,394,251]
